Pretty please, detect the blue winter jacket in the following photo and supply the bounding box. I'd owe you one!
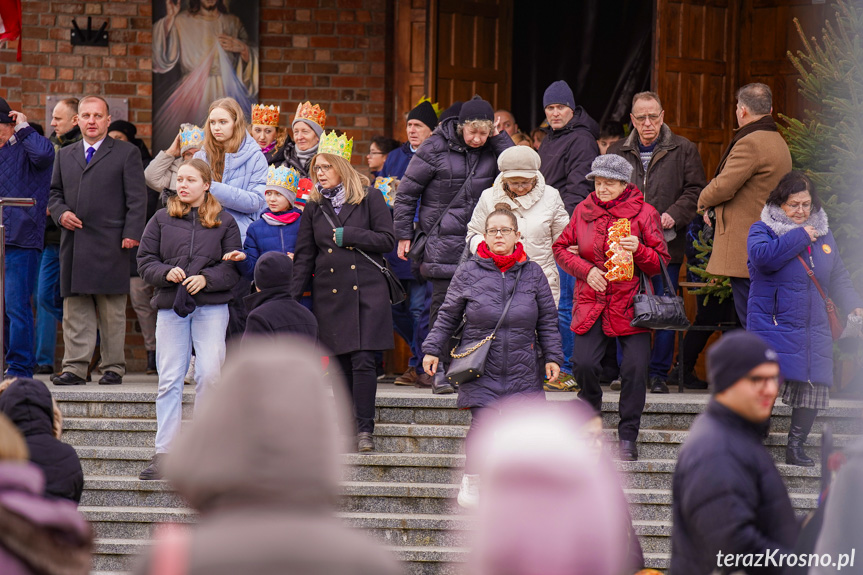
[379,141,414,179]
[747,207,862,386]
[0,124,54,249]
[236,208,302,281]
[194,133,267,242]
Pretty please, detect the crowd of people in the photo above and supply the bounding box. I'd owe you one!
[0,74,861,574]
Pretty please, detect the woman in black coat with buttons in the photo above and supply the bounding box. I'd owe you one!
[291,133,395,453]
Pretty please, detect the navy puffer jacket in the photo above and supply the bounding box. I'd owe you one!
[422,253,563,409]
[236,208,302,280]
[393,117,512,279]
[747,206,862,386]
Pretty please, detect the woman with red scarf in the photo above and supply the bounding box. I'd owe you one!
[553,154,669,463]
[422,208,563,509]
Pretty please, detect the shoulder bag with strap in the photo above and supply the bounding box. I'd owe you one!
[445,266,522,386]
[320,202,407,305]
[630,259,690,331]
[796,254,844,340]
[407,176,473,261]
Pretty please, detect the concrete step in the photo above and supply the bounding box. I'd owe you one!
[82,506,194,539]
[81,477,186,508]
[53,389,195,420]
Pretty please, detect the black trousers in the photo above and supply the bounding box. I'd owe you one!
[226,278,252,341]
[334,350,378,434]
[573,319,650,442]
[680,295,739,371]
[730,276,751,329]
[429,278,452,331]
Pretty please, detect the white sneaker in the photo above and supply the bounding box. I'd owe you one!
[457,474,480,509]
[184,356,196,385]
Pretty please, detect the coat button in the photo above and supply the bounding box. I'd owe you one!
[328,248,333,253]
[353,285,358,290]
[333,289,338,294]
[351,265,356,270]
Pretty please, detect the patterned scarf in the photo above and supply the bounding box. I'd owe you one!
[262,211,301,226]
[477,241,526,273]
[317,182,346,214]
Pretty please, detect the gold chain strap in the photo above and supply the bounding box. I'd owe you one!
[450,334,495,359]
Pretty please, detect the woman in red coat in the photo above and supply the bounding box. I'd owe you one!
[553,154,669,462]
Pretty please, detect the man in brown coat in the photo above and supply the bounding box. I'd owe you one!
[698,83,792,328]
[609,91,706,393]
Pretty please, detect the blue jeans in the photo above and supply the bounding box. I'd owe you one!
[3,248,40,376]
[557,264,575,374]
[154,305,228,453]
[34,244,62,367]
[648,262,681,379]
[391,279,426,369]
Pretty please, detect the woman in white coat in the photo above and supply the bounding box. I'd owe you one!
[467,146,569,303]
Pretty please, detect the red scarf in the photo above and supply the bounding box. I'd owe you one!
[262,211,301,226]
[591,183,635,211]
[477,241,526,273]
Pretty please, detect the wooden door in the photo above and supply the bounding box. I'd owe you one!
[654,0,738,177]
[739,0,827,122]
[431,0,513,111]
[393,0,432,140]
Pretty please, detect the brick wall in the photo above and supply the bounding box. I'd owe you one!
[1,0,393,372]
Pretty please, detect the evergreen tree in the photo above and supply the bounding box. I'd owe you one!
[779,0,863,287]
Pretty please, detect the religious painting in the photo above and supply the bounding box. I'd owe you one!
[151,0,259,152]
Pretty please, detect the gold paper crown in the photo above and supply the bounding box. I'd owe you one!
[179,125,204,151]
[293,101,326,129]
[318,131,353,161]
[267,165,301,194]
[252,104,280,127]
[416,96,442,118]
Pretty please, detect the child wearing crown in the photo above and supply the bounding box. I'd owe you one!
[223,165,304,281]
[250,104,289,166]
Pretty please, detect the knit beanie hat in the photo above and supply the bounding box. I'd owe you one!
[254,252,293,291]
[108,120,137,141]
[707,330,780,395]
[458,95,494,124]
[0,98,13,123]
[407,101,439,131]
[440,101,463,121]
[585,154,633,182]
[543,80,575,109]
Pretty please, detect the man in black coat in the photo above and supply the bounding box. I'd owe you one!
[0,378,84,503]
[671,331,799,575]
[48,96,147,386]
[244,252,318,341]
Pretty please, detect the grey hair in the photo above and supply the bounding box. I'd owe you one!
[736,83,772,115]
[632,91,662,109]
[457,119,494,137]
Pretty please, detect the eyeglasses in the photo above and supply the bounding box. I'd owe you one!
[632,113,663,123]
[744,374,781,389]
[505,180,535,191]
[783,201,812,212]
[486,227,515,237]
[313,164,333,173]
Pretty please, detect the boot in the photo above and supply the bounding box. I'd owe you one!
[357,432,375,453]
[786,407,817,467]
[431,369,455,395]
[146,351,157,375]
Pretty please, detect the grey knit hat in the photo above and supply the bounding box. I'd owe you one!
[585,154,633,182]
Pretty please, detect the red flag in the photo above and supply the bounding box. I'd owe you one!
[0,0,22,61]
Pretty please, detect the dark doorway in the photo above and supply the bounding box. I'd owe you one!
[510,0,653,134]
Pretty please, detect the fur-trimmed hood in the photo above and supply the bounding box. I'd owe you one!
[760,203,828,237]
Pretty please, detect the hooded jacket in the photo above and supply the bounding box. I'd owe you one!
[243,254,318,341]
[422,254,563,409]
[537,108,600,214]
[236,208,302,280]
[137,207,242,309]
[747,206,862,386]
[608,124,706,263]
[467,172,570,304]
[393,116,513,279]
[0,378,83,504]
[135,339,403,575]
[0,462,92,575]
[553,185,670,337]
[671,400,799,575]
[194,132,268,241]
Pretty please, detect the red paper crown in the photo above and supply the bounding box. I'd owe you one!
[252,104,280,127]
[293,101,326,130]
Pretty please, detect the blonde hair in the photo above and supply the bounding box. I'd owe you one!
[0,378,63,439]
[511,132,532,146]
[457,119,494,137]
[309,153,370,205]
[248,126,288,149]
[203,97,248,183]
[0,413,29,461]
[167,159,223,228]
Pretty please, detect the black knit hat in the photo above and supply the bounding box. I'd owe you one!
[439,101,463,121]
[108,120,137,141]
[254,252,293,291]
[407,101,439,131]
[0,98,13,123]
[707,330,780,395]
[458,95,494,124]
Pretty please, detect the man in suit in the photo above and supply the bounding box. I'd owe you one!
[48,96,147,385]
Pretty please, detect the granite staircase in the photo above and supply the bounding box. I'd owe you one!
[48,382,863,575]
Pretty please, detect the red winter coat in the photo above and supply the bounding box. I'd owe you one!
[553,184,669,337]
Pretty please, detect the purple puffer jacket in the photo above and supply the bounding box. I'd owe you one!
[0,462,92,575]
[423,254,563,409]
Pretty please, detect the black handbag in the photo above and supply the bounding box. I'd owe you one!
[407,177,472,262]
[630,260,691,331]
[446,267,522,385]
[320,204,407,305]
